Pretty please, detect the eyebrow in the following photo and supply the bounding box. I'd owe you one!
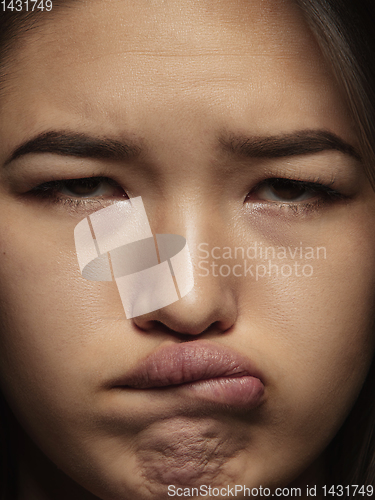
[220,130,361,160]
[4,128,360,167]
[4,131,142,166]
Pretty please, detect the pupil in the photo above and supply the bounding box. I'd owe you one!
[66,178,101,195]
[271,180,305,200]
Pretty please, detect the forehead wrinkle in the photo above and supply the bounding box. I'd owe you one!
[5,0,321,67]
[1,0,332,106]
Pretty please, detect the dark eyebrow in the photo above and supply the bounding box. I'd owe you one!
[4,129,360,167]
[4,131,142,166]
[220,130,361,160]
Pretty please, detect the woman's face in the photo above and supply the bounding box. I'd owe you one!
[1,0,375,498]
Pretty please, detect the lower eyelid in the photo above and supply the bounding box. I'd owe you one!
[244,198,327,218]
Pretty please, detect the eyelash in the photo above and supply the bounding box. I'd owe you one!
[248,176,342,201]
[259,177,346,216]
[29,175,344,210]
[30,176,127,208]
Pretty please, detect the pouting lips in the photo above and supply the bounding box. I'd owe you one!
[112,341,265,408]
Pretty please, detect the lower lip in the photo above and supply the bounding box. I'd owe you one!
[174,375,264,408]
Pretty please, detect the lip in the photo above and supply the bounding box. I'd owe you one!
[113,341,265,408]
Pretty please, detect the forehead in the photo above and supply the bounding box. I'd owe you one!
[0,0,353,147]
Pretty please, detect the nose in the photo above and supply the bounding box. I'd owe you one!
[132,264,238,337]
[131,196,240,337]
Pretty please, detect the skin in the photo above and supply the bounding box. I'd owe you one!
[0,0,375,498]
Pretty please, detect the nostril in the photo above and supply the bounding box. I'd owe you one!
[133,315,234,340]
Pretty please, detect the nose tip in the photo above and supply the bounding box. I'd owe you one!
[132,282,237,337]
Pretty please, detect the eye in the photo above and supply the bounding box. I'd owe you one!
[31,176,128,202]
[246,178,340,204]
[58,177,121,198]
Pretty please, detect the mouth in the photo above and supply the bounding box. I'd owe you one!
[112,341,265,409]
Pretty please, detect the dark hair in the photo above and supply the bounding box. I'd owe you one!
[295,0,375,188]
[1,1,375,498]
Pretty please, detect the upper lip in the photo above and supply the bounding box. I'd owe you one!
[113,341,264,389]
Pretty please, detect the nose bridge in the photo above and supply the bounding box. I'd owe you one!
[133,196,240,335]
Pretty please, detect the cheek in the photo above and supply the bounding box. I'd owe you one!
[237,201,375,356]
[234,205,375,450]
[0,209,125,414]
